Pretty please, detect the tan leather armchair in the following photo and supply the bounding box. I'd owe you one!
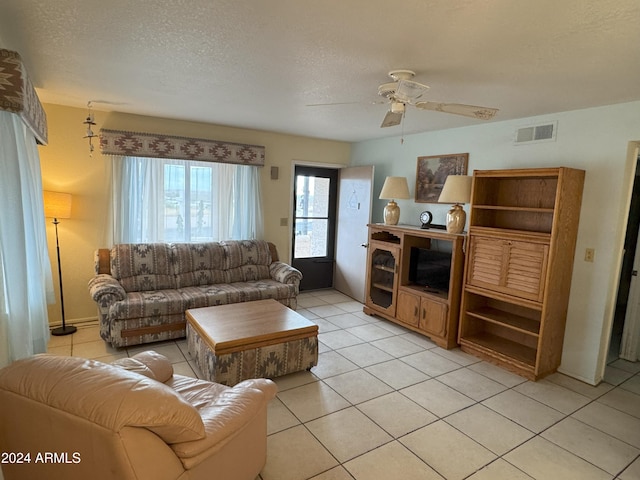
[0,351,277,480]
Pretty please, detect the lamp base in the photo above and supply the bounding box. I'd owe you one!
[446,204,467,234]
[383,200,400,225]
[51,325,77,336]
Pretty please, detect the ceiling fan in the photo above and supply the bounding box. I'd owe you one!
[377,69,499,128]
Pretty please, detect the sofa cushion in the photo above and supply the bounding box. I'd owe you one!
[111,289,189,320]
[179,280,296,309]
[171,242,227,288]
[111,243,175,292]
[220,240,272,270]
[0,355,205,444]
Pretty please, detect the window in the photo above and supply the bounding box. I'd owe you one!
[110,156,263,243]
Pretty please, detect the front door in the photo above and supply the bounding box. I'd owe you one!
[292,166,338,291]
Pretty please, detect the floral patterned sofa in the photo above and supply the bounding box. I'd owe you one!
[88,240,302,348]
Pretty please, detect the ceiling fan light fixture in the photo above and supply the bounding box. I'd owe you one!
[391,102,405,114]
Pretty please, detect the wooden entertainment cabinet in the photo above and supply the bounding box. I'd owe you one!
[363,224,465,349]
[458,167,585,380]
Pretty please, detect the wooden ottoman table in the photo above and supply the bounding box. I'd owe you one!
[186,299,318,386]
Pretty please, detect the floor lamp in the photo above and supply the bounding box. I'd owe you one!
[44,191,77,336]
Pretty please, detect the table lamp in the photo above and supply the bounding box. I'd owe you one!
[438,175,472,234]
[379,176,410,225]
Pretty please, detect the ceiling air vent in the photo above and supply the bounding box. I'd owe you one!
[514,121,557,145]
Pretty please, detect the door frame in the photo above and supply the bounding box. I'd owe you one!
[287,161,343,265]
[602,141,640,374]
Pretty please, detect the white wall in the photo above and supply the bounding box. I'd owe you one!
[350,101,640,384]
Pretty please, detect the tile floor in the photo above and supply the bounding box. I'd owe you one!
[48,289,640,480]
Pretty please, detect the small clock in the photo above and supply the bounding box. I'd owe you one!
[420,211,433,229]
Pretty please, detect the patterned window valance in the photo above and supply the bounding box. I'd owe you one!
[99,128,265,166]
[0,49,48,145]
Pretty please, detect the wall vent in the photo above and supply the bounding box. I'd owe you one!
[514,121,557,145]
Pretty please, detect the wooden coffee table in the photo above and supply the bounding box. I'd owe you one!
[186,299,318,386]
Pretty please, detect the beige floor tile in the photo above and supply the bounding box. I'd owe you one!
[609,359,640,374]
[401,421,496,480]
[272,370,318,391]
[604,365,635,385]
[70,325,101,344]
[437,368,507,401]
[187,359,206,379]
[127,342,186,363]
[344,441,443,480]
[72,339,121,359]
[171,360,197,378]
[314,292,352,304]
[374,321,410,335]
[545,372,614,399]
[277,381,350,422]
[306,407,392,463]
[446,404,533,456]
[468,361,528,388]
[267,397,300,435]
[504,437,611,480]
[619,456,640,480]
[365,359,429,390]
[482,389,565,433]
[47,333,72,348]
[91,353,128,363]
[323,312,368,329]
[47,345,72,356]
[572,401,640,448]
[370,336,425,357]
[514,379,591,414]
[175,340,192,360]
[430,347,480,366]
[311,351,359,379]
[334,300,365,313]
[467,459,534,480]
[312,317,341,333]
[398,332,438,349]
[297,296,330,309]
[323,369,393,405]
[620,374,640,395]
[262,425,338,480]
[346,323,395,342]
[309,466,355,480]
[357,391,437,437]
[318,330,364,350]
[597,387,640,419]
[542,417,639,475]
[401,379,474,418]
[308,304,348,318]
[297,308,320,320]
[335,343,393,368]
[401,349,461,377]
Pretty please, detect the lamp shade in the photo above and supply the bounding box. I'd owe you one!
[44,191,72,219]
[379,176,410,200]
[438,176,472,204]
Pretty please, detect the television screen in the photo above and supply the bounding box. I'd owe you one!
[409,247,452,292]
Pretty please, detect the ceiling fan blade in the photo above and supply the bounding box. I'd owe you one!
[381,110,403,128]
[415,102,498,120]
[395,79,429,103]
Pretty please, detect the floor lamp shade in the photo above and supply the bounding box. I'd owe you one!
[379,176,410,225]
[44,191,72,219]
[43,190,76,336]
[438,175,472,234]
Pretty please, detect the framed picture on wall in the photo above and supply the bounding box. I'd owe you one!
[415,153,469,203]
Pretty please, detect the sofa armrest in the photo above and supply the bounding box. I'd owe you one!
[88,274,127,304]
[170,379,277,467]
[270,261,302,287]
[112,351,174,383]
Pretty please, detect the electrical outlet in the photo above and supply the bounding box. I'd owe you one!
[584,248,595,262]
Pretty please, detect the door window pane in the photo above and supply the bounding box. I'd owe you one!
[296,176,330,218]
[294,218,328,258]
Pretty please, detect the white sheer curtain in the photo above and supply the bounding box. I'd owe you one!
[109,156,263,244]
[0,111,53,367]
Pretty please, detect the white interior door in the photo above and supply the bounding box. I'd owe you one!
[334,165,374,302]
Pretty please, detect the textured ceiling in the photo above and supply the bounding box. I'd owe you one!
[1,0,639,142]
